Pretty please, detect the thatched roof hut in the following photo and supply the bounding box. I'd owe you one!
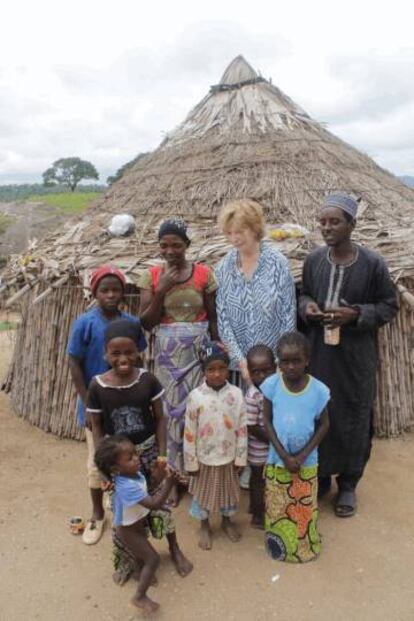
[2,55,414,439]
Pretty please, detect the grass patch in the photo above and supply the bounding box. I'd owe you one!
[0,214,16,234]
[28,192,102,214]
[0,321,18,331]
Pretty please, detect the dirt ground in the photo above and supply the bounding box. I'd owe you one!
[1,332,414,621]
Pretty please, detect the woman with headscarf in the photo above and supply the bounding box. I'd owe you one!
[298,192,398,517]
[138,219,218,505]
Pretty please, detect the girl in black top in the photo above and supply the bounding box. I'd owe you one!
[88,319,193,584]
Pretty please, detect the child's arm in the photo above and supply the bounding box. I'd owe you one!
[234,397,248,468]
[263,398,299,473]
[150,396,168,484]
[152,397,167,458]
[68,355,88,405]
[86,381,104,446]
[90,411,104,448]
[293,408,329,465]
[249,425,269,443]
[67,317,88,410]
[139,470,180,510]
[183,393,199,473]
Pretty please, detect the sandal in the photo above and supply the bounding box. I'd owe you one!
[335,490,357,518]
[82,517,106,544]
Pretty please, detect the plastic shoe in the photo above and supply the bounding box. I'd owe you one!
[82,517,106,545]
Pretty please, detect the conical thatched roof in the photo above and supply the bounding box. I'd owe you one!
[3,55,414,305]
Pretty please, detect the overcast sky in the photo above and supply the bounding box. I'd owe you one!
[1,0,414,184]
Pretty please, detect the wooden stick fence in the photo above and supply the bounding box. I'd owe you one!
[3,277,414,440]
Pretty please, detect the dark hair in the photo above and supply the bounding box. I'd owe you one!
[246,344,276,366]
[276,332,310,359]
[104,319,141,348]
[94,435,131,479]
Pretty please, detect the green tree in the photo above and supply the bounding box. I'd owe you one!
[42,157,99,192]
[107,153,148,185]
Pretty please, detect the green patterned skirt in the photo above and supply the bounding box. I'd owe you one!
[264,464,321,563]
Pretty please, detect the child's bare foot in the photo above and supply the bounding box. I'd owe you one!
[221,517,241,542]
[112,568,131,586]
[171,548,193,576]
[198,522,212,550]
[130,594,159,616]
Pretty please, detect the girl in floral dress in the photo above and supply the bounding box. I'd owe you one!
[184,342,247,550]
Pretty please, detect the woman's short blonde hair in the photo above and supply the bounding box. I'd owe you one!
[218,198,266,240]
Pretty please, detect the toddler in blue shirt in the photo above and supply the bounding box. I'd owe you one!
[95,435,180,616]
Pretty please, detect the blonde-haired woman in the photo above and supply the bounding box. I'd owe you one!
[216,199,296,383]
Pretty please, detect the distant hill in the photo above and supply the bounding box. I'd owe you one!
[399,176,414,188]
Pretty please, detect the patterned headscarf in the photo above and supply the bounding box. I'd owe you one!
[158,219,190,244]
[199,341,230,368]
[323,193,358,219]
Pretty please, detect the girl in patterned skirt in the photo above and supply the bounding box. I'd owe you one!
[184,342,247,550]
[262,332,330,563]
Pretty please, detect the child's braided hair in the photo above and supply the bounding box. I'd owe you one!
[276,331,311,359]
[246,344,276,365]
[94,434,131,480]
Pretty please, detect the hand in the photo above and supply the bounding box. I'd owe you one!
[151,462,167,486]
[166,467,183,486]
[100,479,114,492]
[293,451,307,467]
[323,306,359,327]
[238,359,251,384]
[305,302,324,322]
[156,267,182,294]
[283,454,301,473]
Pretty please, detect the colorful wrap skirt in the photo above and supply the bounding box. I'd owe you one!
[154,321,209,473]
[264,464,321,563]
